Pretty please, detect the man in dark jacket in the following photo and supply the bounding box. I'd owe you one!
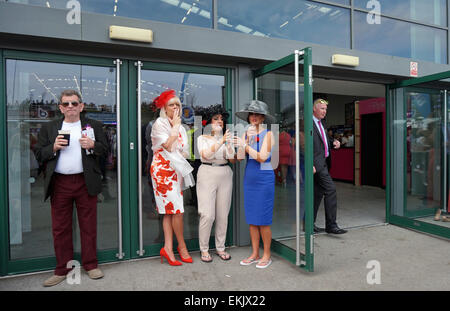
[312,98,347,234]
[34,90,108,287]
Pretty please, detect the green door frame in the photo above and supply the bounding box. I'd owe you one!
[387,71,450,240]
[253,48,314,272]
[0,49,7,276]
[127,61,234,259]
[0,49,133,276]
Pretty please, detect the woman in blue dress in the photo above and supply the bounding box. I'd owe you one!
[234,100,276,269]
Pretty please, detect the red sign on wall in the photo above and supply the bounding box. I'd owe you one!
[410,61,418,77]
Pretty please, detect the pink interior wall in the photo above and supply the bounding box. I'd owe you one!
[358,97,386,187]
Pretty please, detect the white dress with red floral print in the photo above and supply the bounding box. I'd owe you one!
[150,117,190,215]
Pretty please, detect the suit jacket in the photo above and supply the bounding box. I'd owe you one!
[313,119,333,175]
[34,116,108,201]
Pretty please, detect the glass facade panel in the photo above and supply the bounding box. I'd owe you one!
[218,0,350,48]
[354,12,447,64]
[405,88,442,218]
[6,59,119,260]
[390,88,406,217]
[255,62,306,256]
[391,82,450,230]
[4,0,213,28]
[354,0,447,27]
[140,69,225,246]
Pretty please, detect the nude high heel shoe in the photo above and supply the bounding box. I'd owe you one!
[434,209,442,221]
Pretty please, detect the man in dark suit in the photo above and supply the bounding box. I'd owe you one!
[312,98,347,234]
[34,89,108,287]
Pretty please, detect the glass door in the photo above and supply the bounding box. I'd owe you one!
[0,50,129,275]
[0,50,234,276]
[253,48,314,272]
[131,62,232,258]
[388,73,450,239]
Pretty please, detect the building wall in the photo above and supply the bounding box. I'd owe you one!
[1,1,450,249]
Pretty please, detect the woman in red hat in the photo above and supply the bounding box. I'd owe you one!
[150,89,195,266]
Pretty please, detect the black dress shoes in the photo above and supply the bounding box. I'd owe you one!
[325,227,347,234]
[314,225,325,233]
[301,223,325,233]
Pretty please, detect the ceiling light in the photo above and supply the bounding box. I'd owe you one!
[218,17,232,27]
[330,10,340,17]
[253,31,266,37]
[199,10,210,19]
[236,24,252,34]
[161,0,180,6]
[280,21,288,28]
[318,7,332,14]
[180,2,191,10]
[293,11,303,19]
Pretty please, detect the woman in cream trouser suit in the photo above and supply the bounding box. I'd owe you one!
[195,105,235,262]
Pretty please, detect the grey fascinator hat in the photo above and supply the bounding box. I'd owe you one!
[235,100,276,124]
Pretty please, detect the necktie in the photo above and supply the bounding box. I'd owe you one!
[318,120,328,157]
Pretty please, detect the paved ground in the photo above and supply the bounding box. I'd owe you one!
[0,224,449,291]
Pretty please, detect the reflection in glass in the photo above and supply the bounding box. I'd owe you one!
[4,0,213,28]
[140,70,225,246]
[6,59,118,260]
[325,0,349,5]
[354,0,446,27]
[218,0,350,48]
[354,12,447,64]
[391,84,450,229]
[405,89,442,220]
[255,63,305,256]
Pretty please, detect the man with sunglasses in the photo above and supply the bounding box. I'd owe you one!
[34,89,108,287]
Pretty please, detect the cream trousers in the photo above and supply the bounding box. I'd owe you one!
[196,164,233,252]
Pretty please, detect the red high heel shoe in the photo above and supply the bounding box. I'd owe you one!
[177,247,193,263]
[160,248,182,266]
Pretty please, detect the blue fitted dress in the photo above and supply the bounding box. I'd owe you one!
[243,129,275,226]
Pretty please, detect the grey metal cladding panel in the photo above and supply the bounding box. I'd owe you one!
[80,11,266,57]
[0,2,81,40]
[309,44,450,79]
[80,10,304,60]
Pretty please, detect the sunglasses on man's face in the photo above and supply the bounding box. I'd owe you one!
[60,101,80,107]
